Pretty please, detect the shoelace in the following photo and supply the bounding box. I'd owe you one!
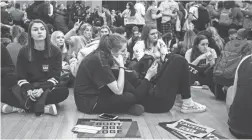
[13,107,25,113]
[44,105,51,113]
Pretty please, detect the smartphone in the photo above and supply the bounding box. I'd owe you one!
[99,113,118,120]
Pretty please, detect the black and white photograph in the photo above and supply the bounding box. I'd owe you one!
[1,0,252,139]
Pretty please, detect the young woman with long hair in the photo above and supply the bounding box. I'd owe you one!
[123,2,137,39]
[185,35,217,67]
[132,25,206,113]
[185,34,217,92]
[3,20,69,116]
[74,33,156,116]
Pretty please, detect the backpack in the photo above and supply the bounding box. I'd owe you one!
[219,9,232,26]
[192,5,210,31]
[213,40,251,79]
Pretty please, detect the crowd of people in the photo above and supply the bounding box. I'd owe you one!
[1,0,252,139]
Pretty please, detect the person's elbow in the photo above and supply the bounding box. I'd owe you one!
[107,81,124,95]
[110,88,123,95]
[116,89,124,95]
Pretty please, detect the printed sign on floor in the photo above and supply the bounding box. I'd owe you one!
[166,119,215,138]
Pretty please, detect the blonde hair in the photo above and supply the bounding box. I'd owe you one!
[51,31,68,52]
[181,30,196,53]
[206,26,225,50]
[77,23,92,37]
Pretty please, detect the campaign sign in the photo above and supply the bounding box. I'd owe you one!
[166,119,215,138]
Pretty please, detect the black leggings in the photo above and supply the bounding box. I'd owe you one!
[1,85,69,110]
[92,78,151,114]
[229,128,252,139]
[140,54,191,113]
[90,55,191,114]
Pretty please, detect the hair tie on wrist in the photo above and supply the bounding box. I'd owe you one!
[119,66,126,70]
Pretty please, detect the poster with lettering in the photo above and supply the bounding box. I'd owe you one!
[159,119,226,140]
[166,119,215,138]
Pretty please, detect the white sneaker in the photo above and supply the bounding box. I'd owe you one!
[44,104,57,115]
[181,102,206,113]
[1,103,24,114]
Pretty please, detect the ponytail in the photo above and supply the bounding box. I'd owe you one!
[97,33,127,66]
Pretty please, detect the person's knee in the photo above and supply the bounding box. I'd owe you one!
[121,92,136,104]
[174,54,188,63]
[56,87,69,101]
[2,73,17,87]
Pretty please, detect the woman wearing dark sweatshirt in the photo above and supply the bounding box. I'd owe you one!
[2,20,69,116]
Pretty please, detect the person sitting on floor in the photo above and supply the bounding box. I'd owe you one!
[226,54,252,139]
[51,31,72,86]
[185,35,217,90]
[132,25,206,113]
[12,19,69,116]
[74,33,156,116]
[224,29,237,44]
[127,26,141,58]
[1,44,24,114]
[6,25,25,68]
[128,42,154,79]
[66,21,96,77]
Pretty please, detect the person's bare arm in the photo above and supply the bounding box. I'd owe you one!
[107,55,125,95]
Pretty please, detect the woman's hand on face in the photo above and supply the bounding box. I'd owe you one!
[73,19,83,31]
[113,55,125,67]
[146,61,158,80]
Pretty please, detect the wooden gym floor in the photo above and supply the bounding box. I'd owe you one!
[1,88,235,139]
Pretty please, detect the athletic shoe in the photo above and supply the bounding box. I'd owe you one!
[44,104,57,115]
[181,102,206,113]
[127,104,144,116]
[1,103,24,114]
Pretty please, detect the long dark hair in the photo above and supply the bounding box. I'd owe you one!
[27,19,52,62]
[141,25,158,50]
[127,2,136,16]
[190,35,208,62]
[96,33,127,66]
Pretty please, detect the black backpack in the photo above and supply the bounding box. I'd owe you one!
[192,5,210,31]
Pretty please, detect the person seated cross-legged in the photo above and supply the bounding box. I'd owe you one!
[2,20,69,116]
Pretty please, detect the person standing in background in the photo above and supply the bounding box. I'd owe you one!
[159,0,179,44]
[10,3,24,26]
[145,0,162,27]
[135,0,145,32]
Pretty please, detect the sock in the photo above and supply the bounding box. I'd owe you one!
[182,97,194,106]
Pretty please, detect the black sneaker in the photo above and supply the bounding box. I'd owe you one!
[127,104,144,116]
